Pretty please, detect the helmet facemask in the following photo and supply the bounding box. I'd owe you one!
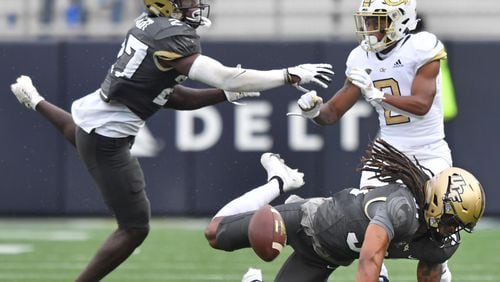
[177,0,211,28]
[428,216,462,248]
[354,12,394,52]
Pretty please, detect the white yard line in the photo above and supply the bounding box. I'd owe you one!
[0,230,89,241]
[0,244,33,255]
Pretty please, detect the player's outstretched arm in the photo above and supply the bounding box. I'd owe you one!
[168,53,333,93]
[164,85,226,110]
[164,85,260,109]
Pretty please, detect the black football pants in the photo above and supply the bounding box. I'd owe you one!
[216,201,335,281]
[75,126,150,229]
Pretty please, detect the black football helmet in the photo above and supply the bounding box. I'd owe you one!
[143,0,211,28]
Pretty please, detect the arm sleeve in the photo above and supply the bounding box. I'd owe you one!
[188,55,288,91]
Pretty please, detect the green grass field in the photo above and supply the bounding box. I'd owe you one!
[0,217,499,282]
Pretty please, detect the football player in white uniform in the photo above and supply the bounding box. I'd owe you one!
[9,1,333,281]
[296,0,453,281]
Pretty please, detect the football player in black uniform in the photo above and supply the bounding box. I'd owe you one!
[205,139,486,282]
[9,1,333,281]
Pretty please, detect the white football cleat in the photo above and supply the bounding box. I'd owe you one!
[260,153,305,193]
[241,267,263,282]
[10,75,45,110]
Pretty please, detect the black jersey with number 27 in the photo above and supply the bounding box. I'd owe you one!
[100,14,202,120]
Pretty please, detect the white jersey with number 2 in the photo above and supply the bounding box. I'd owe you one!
[346,32,452,186]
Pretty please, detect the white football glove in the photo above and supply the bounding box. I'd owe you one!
[295,90,323,119]
[224,89,260,105]
[347,68,385,103]
[10,75,45,110]
[286,64,334,89]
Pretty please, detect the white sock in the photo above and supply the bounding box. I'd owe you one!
[214,179,280,218]
[379,262,389,279]
[440,261,452,282]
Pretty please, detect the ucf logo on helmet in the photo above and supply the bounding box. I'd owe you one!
[447,174,466,203]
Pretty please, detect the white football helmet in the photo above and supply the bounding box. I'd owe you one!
[424,167,486,234]
[354,0,418,52]
[143,0,211,28]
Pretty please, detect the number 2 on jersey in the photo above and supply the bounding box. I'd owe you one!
[374,78,411,125]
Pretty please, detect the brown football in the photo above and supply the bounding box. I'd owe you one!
[248,205,287,262]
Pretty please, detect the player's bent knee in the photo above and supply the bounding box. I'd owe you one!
[204,217,223,249]
[123,226,150,245]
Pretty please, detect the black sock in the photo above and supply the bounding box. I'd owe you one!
[270,176,284,194]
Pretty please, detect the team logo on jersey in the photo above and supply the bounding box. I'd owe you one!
[403,244,410,252]
[393,59,404,68]
[394,241,410,252]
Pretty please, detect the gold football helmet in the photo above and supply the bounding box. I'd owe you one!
[424,167,486,233]
[144,0,178,18]
[354,0,419,52]
[143,0,210,27]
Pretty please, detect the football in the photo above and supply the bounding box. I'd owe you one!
[248,205,287,262]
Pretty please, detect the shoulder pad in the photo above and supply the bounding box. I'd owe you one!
[345,46,367,76]
[411,32,441,52]
[152,18,197,40]
[386,189,419,235]
[409,32,446,66]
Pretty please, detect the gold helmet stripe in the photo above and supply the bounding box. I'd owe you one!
[384,0,410,6]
